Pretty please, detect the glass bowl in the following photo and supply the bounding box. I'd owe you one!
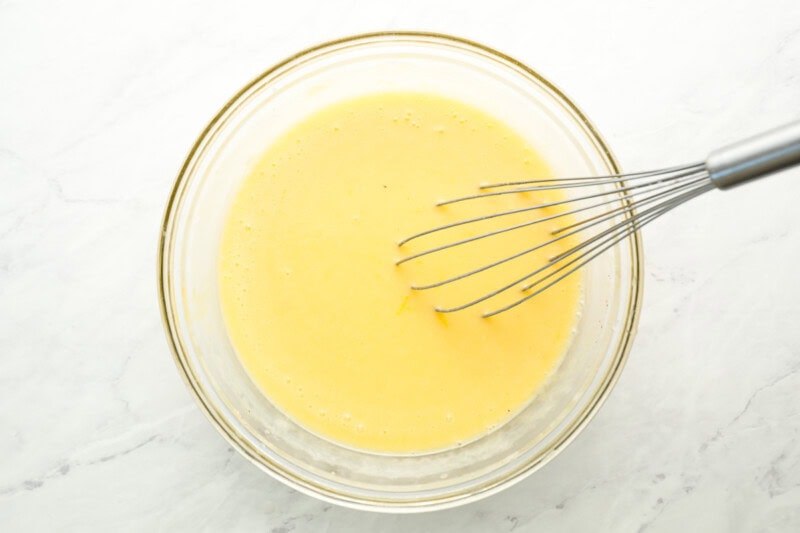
[158,32,643,512]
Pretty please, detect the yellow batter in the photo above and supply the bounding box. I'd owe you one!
[219,92,582,452]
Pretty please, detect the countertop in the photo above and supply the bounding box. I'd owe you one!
[2,0,800,530]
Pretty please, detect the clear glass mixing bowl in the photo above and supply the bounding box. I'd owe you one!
[158,32,643,512]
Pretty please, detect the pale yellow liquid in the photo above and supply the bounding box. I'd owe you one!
[219,92,582,452]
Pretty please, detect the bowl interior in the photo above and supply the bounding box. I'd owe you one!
[160,33,642,511]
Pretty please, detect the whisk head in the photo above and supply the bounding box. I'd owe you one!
[397,162,714,317]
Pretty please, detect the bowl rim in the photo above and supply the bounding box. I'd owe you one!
[157,30,644,512]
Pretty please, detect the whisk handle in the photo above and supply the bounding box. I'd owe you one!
[707,120,800,189]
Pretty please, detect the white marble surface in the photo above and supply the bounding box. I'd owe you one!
[2,0,800,530]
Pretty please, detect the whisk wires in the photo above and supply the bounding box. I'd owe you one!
[397,163,713,317]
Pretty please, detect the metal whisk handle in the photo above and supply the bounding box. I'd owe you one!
[708,120,800,189]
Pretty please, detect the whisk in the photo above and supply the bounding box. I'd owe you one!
[397,121,800,317]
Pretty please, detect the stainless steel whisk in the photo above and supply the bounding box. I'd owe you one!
[397,121,800,317]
